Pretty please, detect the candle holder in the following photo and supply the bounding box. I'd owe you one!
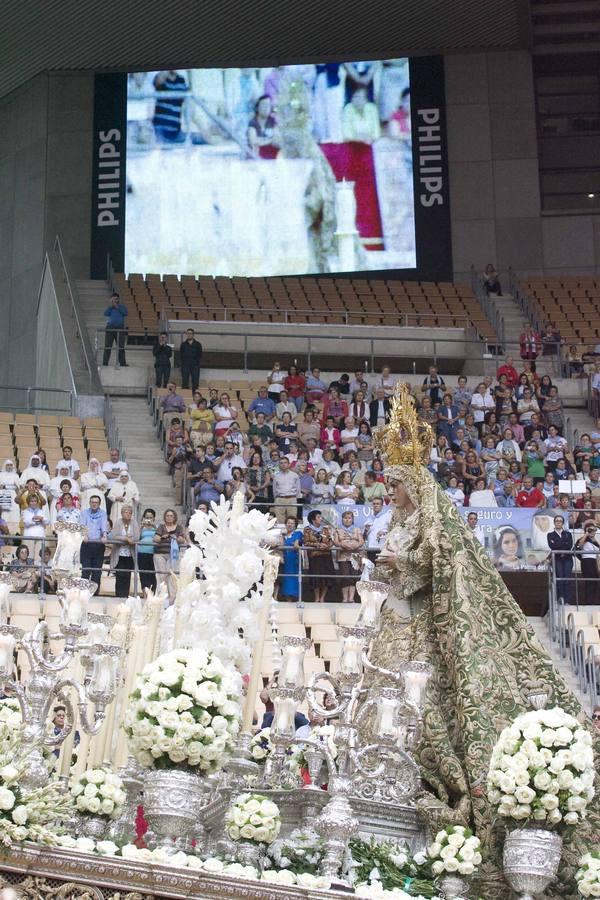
[260,580,430,884]
[0,579,120,791]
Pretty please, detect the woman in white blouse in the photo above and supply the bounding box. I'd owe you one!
[469,382,494,426]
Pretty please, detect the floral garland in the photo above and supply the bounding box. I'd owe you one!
[69,768,126,819]
[345,836,437,898]
[575,851,600,897]
[225,793,281,844]
[265,825,323,875]
[487,706,595,830]
[124,648,241,772]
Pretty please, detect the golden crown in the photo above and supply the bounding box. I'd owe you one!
[374,382,434,468]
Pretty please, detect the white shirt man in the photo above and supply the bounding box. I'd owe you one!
[272,458,300,524]
[55,448,81,480]
[216,444,246,483]
[365,500,392,550]
[102,450,129,489]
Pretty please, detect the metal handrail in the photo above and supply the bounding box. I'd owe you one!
[0,384,73,414]
[52,236,103,396]
[585,645,599,713]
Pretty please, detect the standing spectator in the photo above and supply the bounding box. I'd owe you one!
[167,436,189,505]
[278,516,303,603]
[303,510,335,603]
[421,366,445,405]
[334,509,364,603]
[356,421,374,463]
[543,425,569,470]
[216,442,245,483]
[267,362,286,402]
[320,416,341,452]
[349,390,369,423]
[9,545,36,593]
[340,415,359,456]
[188,395,213,448]
[179,328,203,391]
[297,409,321,448]
[547,514,573,604]
[496,356,519,389]
[349,369,368,396]
[519,325,541,362]
[466,511,485,545]
[247,387,276,423]
[272,456,300,524]
[0,459,20,528]
[542,323,562,357]
[109,505,140,598]
[516,476,546,508]
[469,477,497,508]
[195,467,224,508]
[153,509,187,603]
[453,376,472,409]
[305,368,328,405]
[246,451,271,512]
[275,412,298,452]
[377,366,397,398]
[248,412,273,447]
[101,449,128,514]
[275,391,297,421]
[102,292,128,367]
[54,447,81,481]
[161,383,186,415]
[108,471,140,522]
[542,386,564,432]
[364,497,391,560]
[437,393,460,440]
[213,393,238,438]
[137,508,157,593]
[284,365,305,412]
[444,475,465,509]
[55,493,81,525]
[482,263,502,296]
[369,387,391,428]
[22,495,49,551]
[334,471,359,505]
[295,460,314,511]
[80,495,108,588]
[575,521,600,605]
[80,459,108,511]
[152,333,172,387]
[517,387,540,426]
[153,70,188,142]
[470,382,495,431]
[321,388,348,426]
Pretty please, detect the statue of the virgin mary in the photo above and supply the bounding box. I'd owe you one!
[367,384,599,898]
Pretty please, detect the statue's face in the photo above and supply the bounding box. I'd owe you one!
[386,477,412,509]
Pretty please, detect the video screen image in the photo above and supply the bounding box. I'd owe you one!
[125,61,415,277]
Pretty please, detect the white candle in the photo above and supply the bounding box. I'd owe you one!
[340,636,363,678]
[374,695,399,740]
[403,665,431,710]
[87,620,109,645]
[272,696,297,739]
[278,644,306,690]
[90,655,114,696]
[357,586,386,628]
[0,634,15,673]
[0,586,10,626]
[64,589,88,628]
[241,555,279,734]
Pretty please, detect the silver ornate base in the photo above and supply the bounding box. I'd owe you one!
[76,813,107,840]
[503,828,563,900]
[143,768,206,853]
[440,874,468,898]
[235,839,264,869]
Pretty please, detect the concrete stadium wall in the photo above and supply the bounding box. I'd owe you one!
[0,71,93,386]
[446,50,600,283]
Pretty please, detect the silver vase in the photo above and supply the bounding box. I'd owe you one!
[440,874,468,898]
[143,768,205,853]
[503,828,563,900]
[76,813,107,840]
[106,758,143,845]
[235,839,264,869]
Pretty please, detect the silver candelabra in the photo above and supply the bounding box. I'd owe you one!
[262,579,431,883]
[0,576,120,789]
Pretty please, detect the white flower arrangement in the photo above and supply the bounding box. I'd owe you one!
[265,825,324,875]
[0,698,22,732]
[250,727,272,762]
[69,768,126,819]
[124,648,241,771]
[0,723,71,845]
[576,851,600,897]
[427,825,482,878]
[225,793,281,845]
[487,706,596,829]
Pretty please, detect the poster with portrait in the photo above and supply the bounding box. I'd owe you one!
[459,507,569,572]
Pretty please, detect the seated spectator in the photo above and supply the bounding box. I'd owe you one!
[248,412,273,446]
[321,388,348,426]
[541,471,557,501]
[521,359,540,387]
[349,390,369,423]
[524,412,548,443]
[481,436,502,479]
[310,468,334,505]
[9,544,36,592]
[49,469,78,524]
[19,454,50,489]
[305,437,323,468]
[506,413,524,447]
[226,422,246,455]
[320,448,341,479]
[109,504,140,598]
[303,510,335,603]
[516,476,546,508]
[517,387,540,426]
[362,469,386,503]
[195,467,224,507]
[372,458,385,482]
[542,385,564,432]
[320,416,341,452]
[553,457,575,481]
[496,356,519,389]
[305,367,328,405]
[469,476,497,508]
[541,322,562,357]
[247,387,276,423]
[494,375,514,424]
[108,471,140,522]
[188,396,213,448]
[16,479,47,513]
[437,393,460,440]
[418,396,438,430]
[482,263,502,296]
[29,545,57,595]
[275,411,298,451]
[574,433,595,469]
[497,428,522,465]
[420,365,445,405]
[565,344,585,378]
[284,365,305,412]
[328,373,351,395]
[333,509,364,604]
[297,409,321,448]
[463,449,484,495]
[334,471,359,505]
[55,492,81,525]
[55,446,81,481]
[369,387,391,428]
[166,417,190,453]
[543,425,569,469]
[349,369,368,397]
[161,382,186,414]
[497,480,517,508]
[444,475,465,509]
[340,416,359,455]
[216,442,246,483]
[213,393,238,438]
[508,460,524,485]
[153,509,187,603]
[208,388,219,409]
[275,390,297,421]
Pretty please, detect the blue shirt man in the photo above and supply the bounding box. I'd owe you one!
[80,497,108,588]
[80,504,108,540]
[247,389,276,421]
[103,293,128,366]
[104,296,128,329]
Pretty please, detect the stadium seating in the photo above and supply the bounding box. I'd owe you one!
[0,415,110,472]
[518,276,600,344]
[112,273,498,342]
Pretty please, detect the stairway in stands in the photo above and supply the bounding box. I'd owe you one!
[528,616,592,712]
[109,396,182,518]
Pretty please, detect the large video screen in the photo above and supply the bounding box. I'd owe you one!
[124,61,415,276]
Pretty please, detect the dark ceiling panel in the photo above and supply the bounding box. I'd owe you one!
[0,0,529,101]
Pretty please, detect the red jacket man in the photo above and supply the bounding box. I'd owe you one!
[520,326,541,361]
[496,356,519,389]
[516,477,546,508]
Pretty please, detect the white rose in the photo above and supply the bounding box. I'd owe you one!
[440,845,457,860]
[0,788,16,811]
[71,783,84,798]
[460,846,474,861]
[563,812,579,826]
[240,824,255,839]
[75,837,96,853]
[0,765,19,783]
[101,799,114,816]
[203,857,225,872]
[227,824,240,840]
[259,800,279,818]
[547,808,562,825]
[515,786,536,805]
[86,797,101,813]
[11,806,28,825]
[444,857,460,872]
[83,783,98,798]
[96,840,119,856]
[432,861,444,876]
[541,794,559,810]
[533,770,552,791]
[99,784,116,799]
[458,861,475,875]
[540,729,557,747]
[447,833,465,848]
[428,842,442,858]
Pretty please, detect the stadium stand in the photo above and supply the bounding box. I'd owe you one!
[517,276,600,345]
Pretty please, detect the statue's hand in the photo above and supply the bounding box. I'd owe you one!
[376,549,398,569]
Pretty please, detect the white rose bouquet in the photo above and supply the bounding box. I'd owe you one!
[69,768,126,819]
[265,826,324,875]
[250,728,272,762]
[225,793,281,845]
[124,648,241,772]
[0,698,22,733]
[576,851,600,898]
[428,825,482,878]
[487,706,596,830]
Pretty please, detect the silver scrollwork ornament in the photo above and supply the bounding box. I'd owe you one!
[439,874,468,898]
[143,768,206,853]
[503,828,563,900]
